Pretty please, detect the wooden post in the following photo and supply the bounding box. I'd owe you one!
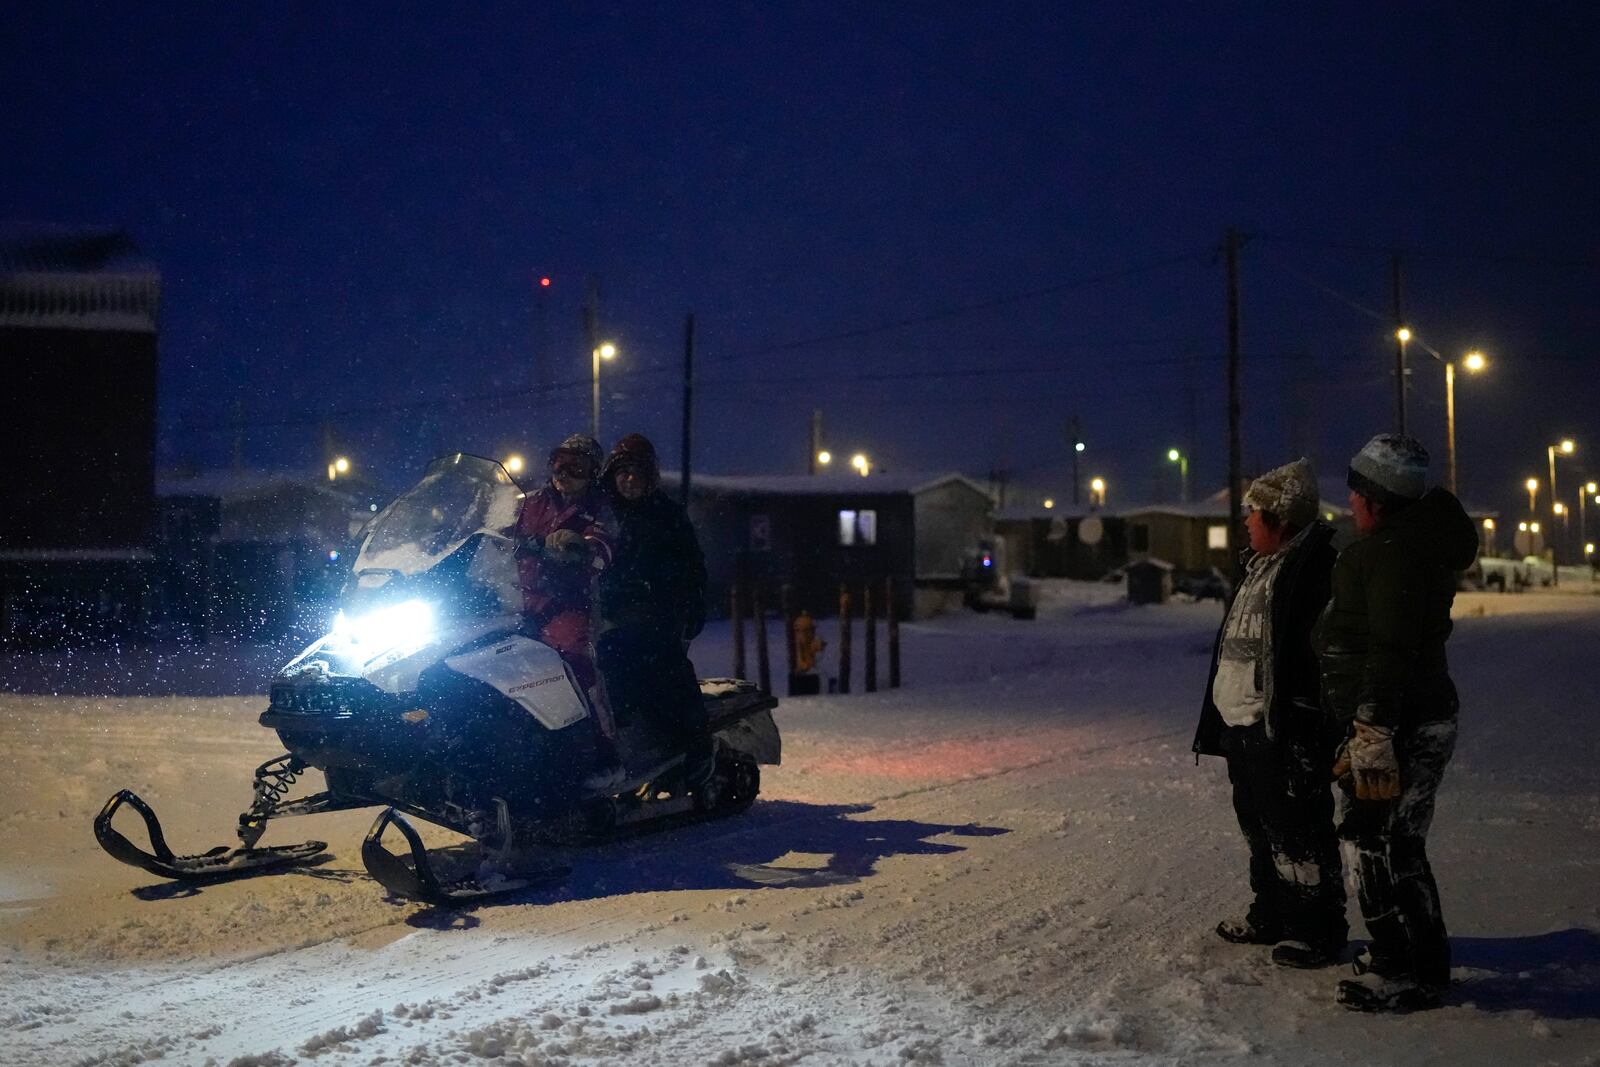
[887,576,901,689]
[780,583,795,691]
[838,583,852,694]
[754,584,771,694]
[863,582,877,693]
[732,582,746,680]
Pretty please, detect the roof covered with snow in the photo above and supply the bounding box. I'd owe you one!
[157,468,386,508]
[0,223,160,332]
[660,470,996,501]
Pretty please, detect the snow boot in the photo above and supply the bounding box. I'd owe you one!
[1271,939,1342,969]
[1215,917,1282,946]
[1335,970,1445,1012]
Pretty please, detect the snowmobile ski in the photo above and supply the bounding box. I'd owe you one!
[361,807,569,906]
[94,790,329,882]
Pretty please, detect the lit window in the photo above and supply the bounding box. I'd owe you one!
[838,509,878,546]
[1207,524,1228,549]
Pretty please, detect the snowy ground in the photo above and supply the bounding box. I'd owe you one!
[2,580,1599,1066]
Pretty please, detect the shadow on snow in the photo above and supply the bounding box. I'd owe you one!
[1449,928,1600,1020]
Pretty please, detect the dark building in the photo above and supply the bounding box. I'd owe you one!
[0,225,161,639]
[662,471,995,621]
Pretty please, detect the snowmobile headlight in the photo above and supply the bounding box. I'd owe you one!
[332,599,435,655]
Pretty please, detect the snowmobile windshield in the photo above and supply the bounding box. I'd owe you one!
[355,454,523,578]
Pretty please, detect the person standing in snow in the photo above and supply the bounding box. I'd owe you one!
[1195,458,1347,968]
[595,433,713,790]
[515,433,623,786]
[1314,434,1478,1012]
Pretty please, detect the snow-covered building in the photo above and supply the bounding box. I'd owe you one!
[0,224,161,640]
[992,502,1127,581]
[661,471,996,621]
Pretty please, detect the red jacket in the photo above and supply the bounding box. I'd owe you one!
[514,485,616,617]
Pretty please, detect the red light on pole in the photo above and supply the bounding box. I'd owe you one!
[538,276,551,288]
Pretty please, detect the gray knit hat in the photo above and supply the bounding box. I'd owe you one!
[1348,434,1428,501]
[1244,457,1319,527]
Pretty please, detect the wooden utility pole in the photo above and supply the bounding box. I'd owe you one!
[1069,414,1082,506]
[584,279,601,439]
[780,584,795,680]
[838,584,852,694]
[731,583,746,680]
[886,577,901,689]
[753,584,771,694]
[1225,228,1244,590]
[1392,254,1407,436]
[863,582,877,693]
[809,409,824,474]
[681,313,695,506]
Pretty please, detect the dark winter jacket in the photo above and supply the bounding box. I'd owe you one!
[1312,488,1478,730]
[598,489,708,639]
[1194,521,1336,759]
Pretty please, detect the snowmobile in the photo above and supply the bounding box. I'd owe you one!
[95,453,780,905]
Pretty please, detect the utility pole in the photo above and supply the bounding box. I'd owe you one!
[681,312,695,507]
[1069,414,1082,506]
[583,278,600,439]
[1391,253,1406,436]
[809,409,824,474]
[1225,227,1244,590]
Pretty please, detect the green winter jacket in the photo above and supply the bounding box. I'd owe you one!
[1312,488,1479,729]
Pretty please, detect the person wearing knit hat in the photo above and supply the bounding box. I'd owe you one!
[595,433,714,795]
[1315,433,1479,1012]
[514,431,623,789]
[1194,457,1346,969]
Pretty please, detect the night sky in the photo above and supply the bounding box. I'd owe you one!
[5,2,1597,523]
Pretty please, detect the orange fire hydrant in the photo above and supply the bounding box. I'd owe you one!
[792,610,826,674]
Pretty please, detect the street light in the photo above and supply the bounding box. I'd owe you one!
[328,456,352,481]
[504,454,525,475]
[1395,327,1413,434]
[1526,477,1540,515]
[1090,476,1107,508]
[1444,351,1487,494]
[1481,517,1496,557]
[591,341,617,439]
[816,450,832,468]
[1582,481,1598,553]
[1043,498,1055,509]
[850,452,870,476]
[1167,448,1189,503]
[1547,439,1577,574]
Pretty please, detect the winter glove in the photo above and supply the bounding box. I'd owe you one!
[1330,739,1351,782]
[543,528,590,566]
[1348,721,1400,801]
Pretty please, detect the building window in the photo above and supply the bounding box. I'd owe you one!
[1207,524,1229,550]
[1129,523,1150,552]
[838,508,877,546]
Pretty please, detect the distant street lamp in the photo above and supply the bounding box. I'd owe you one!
[1582,481,1598,554]
[328,456,352,481]
[1547,439,1577,574]
[1444,351,1487,494]
[504,454,525,475]
[1526,477,1540,516]
[1043,498,1055,509]
[1090,476,1107,508]
[1167,448,1189,503]
[850,452,870,476]
[1395,327,1413,434]
[591,341,617,439]
[1481,517,1496,558]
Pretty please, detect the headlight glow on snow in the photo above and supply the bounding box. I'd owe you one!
[332,600,435,655]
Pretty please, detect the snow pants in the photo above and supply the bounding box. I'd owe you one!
[1336,716,1457,990]
[1222,720,1347,947]
[596,626,710,780]
[524,608,617,744]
